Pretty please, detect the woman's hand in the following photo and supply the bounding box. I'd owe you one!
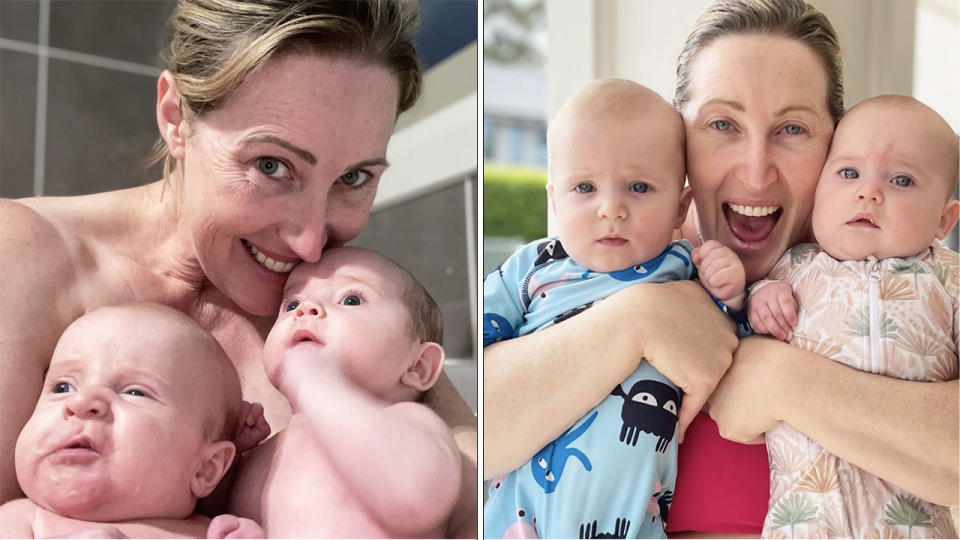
[711,335,960,505]
[484,280,738,476]
[706,335,785,443]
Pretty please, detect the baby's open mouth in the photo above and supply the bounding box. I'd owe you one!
[724,203,782,244]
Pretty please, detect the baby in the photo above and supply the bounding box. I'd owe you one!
[482,79,745,538]
[748,96,959,538]
[227,246,462,537]
[0,303,264,538]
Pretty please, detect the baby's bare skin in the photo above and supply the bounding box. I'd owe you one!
[228,250,461,537]
[230,413,448,538]
[0,499,211,538]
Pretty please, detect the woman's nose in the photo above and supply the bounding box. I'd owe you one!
[294,300,325,318]
[281,195,329,264]
[741,137,777,188]
[62,388,110,420]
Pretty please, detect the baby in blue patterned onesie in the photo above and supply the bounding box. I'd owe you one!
[483,79,747,539]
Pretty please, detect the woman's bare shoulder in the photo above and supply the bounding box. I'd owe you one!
[1,198,77,279]
[0,199,82,324]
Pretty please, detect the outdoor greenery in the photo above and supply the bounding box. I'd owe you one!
[483,163,548,242]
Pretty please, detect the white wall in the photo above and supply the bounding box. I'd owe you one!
[545,0,958,129]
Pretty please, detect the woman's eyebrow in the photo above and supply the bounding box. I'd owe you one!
[242,134,316,165]
[345,158,390,171]
[700,98,744,112]
[773,104,820,117]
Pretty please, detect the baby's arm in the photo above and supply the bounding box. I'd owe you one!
[748,281,798,341]
[692,240,746,310]
[281,352,461,537]
[0,498,37,537]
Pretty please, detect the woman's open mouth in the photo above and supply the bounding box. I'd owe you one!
[723,203,782,245]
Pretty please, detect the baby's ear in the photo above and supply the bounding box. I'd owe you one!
[191,440,236,499]
[936,198,960,239]
[399,341,446,392]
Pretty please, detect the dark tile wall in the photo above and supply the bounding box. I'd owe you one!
[0,0,39,44]
[44,59,162,195]
[354,179,478,360]
[0,0,174,199]
[0,50,38,199]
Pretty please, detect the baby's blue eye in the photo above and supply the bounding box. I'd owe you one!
[630,182,649,193]
[575,183,594,193]
[285,300,300,312]
[124,389,146,397]
[783,124,805,135]
[840,168,859,179]
[52,382,75,394]
[891,175,913,187]
[712,120,731,131]
[340,295,363,306]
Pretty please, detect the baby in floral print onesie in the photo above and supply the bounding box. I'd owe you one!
[748,95,959,538]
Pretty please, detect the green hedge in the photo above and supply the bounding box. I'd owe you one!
[483,163,548,242]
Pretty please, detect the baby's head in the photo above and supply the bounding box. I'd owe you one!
[15,303,242,522]
[264,246,445,404]
[812,95,960,260]
[547,78,690,272]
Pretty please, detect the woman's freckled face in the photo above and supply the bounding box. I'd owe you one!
[682,34,835,282]
[177,53,399,316]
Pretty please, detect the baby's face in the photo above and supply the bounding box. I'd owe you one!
[548,105,687,272]
[15,309,221,521]
[264,248,420,402]
[812,103,957,260]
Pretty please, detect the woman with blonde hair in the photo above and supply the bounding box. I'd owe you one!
[0,0,476,536]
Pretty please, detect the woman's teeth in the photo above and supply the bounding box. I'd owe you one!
[245,241,296,273]
[729,204,780,217]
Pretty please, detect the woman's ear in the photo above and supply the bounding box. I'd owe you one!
[157,70,187,161]
[399,341,446,392]
[676,186,694,229]
[936,198,960,239]
[190,440,236,498]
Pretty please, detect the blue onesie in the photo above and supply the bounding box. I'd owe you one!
[483,237,694,539]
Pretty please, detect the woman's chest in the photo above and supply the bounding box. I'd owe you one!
[205,312,292,432]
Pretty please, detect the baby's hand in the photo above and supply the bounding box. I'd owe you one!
[692,240,746,310]
[233,401,270,454]
[207,514,265,539]
[274,346,346,409]
[748,282,798,341]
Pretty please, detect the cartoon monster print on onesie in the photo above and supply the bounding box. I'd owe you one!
[611,378,681,452]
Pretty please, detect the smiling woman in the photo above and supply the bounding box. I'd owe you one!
[0,0,477,537]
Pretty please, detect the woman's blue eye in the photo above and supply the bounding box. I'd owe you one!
[840,168,859,179]
[575,183,594,193]
[256,157,289,178]
[630,182,649,193]
[340,294,363,306]
[891,175,913,187]
[285,300,300,312]
[712,120,731,131]
[52,382,75,394]
[339,170,371,187]
[783,124,805,135]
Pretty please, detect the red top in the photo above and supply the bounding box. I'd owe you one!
[665,412,770,535]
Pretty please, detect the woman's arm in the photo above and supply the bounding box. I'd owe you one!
[484,280,739,477]
[0,200,80,503]
[422,373,477,538]
[709,336,959,505]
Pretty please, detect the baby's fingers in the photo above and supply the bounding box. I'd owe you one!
[778,291,799,326]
